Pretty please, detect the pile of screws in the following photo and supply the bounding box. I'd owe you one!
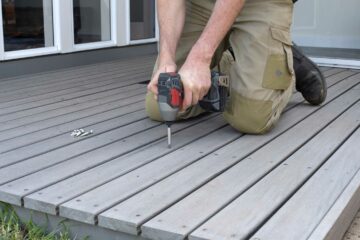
[71,129,93,138]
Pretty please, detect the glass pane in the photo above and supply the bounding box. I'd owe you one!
[1,0,54,52]
[73,0,111,44]
[130,0,156,40]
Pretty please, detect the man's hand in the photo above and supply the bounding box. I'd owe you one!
[147,60,177,99]
[147,0,186,100]
[178,55,211,111]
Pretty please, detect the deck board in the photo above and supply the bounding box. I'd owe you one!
[188,99,360,240]
[0,113,217,205]
[0,61,152,104]
[0,55,154,90]
[101,78,360,237]
[0,56,359,240]
[21,116,224,216]
[251,127,360,240]
[308,169,360,240]
[141,92,360,240]
[0,107,149,168]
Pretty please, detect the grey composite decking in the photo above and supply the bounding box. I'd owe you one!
[0,56,359,240]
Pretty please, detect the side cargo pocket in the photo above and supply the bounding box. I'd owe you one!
[262,27,294,90]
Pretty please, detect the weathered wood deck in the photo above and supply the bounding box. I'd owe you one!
[0,55,359,240]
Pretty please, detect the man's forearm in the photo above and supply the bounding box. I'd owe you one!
[189,0,245,64]
[157,0,186,63]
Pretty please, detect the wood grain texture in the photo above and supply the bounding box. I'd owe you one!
[101,76,360,237]
[0,93,145,143]
[0,69,147,113]
[0,67,149,110]
[0,103,145,153]
[58,115,227,224]
[189,99,360,240]
[0,56,153,97]
[24,121,236,216]
[0,55,154,89]
[308,167,360,240]
[0,114,216,206]
[0,105,146,167]
[1,62,359,240]
[251,127,360,240]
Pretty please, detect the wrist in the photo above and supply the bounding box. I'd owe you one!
[159,51,175,63]
[187,41,214,66]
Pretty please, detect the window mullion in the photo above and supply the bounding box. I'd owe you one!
[113,0,129,46]
[53,0,74,53]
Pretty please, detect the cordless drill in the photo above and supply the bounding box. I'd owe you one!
[157,71,229,148]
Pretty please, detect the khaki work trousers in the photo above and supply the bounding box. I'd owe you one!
[146,0,295,134]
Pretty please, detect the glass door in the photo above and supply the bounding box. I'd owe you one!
[130,0,156,43]
[1,0,58,59]
[73,0,111,44]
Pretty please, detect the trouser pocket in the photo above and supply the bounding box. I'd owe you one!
[262,27,294,90]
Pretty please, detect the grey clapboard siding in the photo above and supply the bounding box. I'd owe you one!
[100,80,360,237]
[251,127,360,240]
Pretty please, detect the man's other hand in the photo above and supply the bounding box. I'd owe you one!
[178,57,211,111]
[147,60,177,100]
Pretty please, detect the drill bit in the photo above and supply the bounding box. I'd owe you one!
[166,122,172,148]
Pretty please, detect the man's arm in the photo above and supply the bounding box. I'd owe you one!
[147,0,186,96]
[148,0,245,110]
[180,0,245,110]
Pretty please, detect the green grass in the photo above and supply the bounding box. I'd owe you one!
[0,202,77,240]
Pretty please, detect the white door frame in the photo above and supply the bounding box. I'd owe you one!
[71,0,119,52]
[53,0,73,53]
[114,0,129,46]
[0,0,5,60]
[72,0,117,52]
[312,58,360,69]
[0,0,158,61]
[1,0,60,60]
[128,0,158,45]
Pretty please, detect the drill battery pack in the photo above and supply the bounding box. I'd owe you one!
[199,71,230,112]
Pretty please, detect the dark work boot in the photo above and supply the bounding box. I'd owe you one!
[292,43,327,105]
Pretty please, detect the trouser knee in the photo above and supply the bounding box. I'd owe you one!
[145,92,163,122]
[223,93,278,134]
